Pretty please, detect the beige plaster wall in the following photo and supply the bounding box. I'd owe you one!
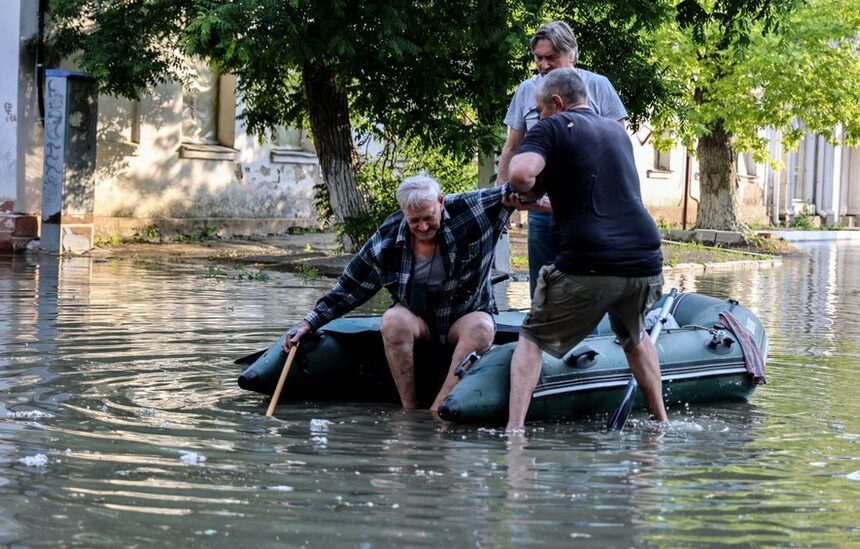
[92,68,321,237]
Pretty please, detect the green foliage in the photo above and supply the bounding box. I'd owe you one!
[204,264,270,281]
[234,264,270,281]
[204,266,228,279]
[174,225,220,243]
[48,0,675,244]
[358,141,478,225]
[47,0,523,157]
[650,0,860,157]
[95,235,122,247]
[314,140,479,246]
[539,1,677,131]
[47,0,195,98]
[744,233,787,254]
[336,214,383,253]
[298,264,320,281]
[134,224,161,243]
[48,0,673,158]
[792,211,815,230]
[510,254,529,271]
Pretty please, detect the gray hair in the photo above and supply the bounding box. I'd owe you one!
[530,20,578,64]
[538,68,588,108]
[396,174,442,210]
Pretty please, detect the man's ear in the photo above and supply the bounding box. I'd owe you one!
[552,94,565,111]
[437,194,444,205]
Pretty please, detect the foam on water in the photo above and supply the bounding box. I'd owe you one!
[179,451,206,465]
[18,454,48,468]
[310,418,332,432]
[6,411,54,420]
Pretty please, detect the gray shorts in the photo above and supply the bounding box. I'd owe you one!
[521,265,663,356]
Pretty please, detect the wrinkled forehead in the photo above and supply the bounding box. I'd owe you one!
[404,199,440,219]
[531,38,559,56]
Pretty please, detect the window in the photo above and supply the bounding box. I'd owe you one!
[129,99,140,145]
[654,149,671,172]
[741,152,758,178]
[179,65,237,161]
[269,125,318,164]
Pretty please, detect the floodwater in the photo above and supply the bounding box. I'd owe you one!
[1,242,859,547]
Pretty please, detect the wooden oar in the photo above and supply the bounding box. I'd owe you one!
[265,342,299,417]
[606,288,678,431]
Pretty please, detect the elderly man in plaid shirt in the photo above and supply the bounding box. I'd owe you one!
[284,174,514,410]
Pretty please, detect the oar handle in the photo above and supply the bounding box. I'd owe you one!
[265,343,299,417]
[648,288,678,344]
[491,273,510,285]
[605,287,678,431]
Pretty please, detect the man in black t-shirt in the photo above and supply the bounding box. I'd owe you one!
[504,68,668,433]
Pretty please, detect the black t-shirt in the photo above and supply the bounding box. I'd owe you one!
[517,108,662,276]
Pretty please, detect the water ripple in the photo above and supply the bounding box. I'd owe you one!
[1,244,860,546]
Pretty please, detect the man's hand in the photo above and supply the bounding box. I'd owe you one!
[505,193,552,213]
[282,320,312,351]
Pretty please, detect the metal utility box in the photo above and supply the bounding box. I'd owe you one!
[40,70,98,254]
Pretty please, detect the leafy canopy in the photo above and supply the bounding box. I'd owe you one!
[48,0,677,154]
[49,0,532,158]
[540,0,677,131]
[650,0,860,158]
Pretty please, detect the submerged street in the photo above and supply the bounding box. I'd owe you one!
[0,241,858,546]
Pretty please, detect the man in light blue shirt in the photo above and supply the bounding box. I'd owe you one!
[496,20,628,297]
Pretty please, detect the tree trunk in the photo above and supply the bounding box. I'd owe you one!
[695,120,744,231]
[302,61,368,251]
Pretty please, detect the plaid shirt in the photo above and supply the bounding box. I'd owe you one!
[305,186,512,342]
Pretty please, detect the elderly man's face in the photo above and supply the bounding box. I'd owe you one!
[536,93,563,119]
[532,38,574,76]
[404,197,443,243]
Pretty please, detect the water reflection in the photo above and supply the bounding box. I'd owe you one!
[0,242,859,546]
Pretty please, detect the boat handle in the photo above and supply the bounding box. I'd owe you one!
[707,330,734,354]
[453,352,481,379]
[562,345,599,369]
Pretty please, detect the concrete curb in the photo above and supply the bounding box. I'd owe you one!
[664,258,782,275]
[758,230,860,242]
[667,227,860,244]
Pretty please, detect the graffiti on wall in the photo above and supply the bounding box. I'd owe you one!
[3,102,16,122]
[41,77,66,219]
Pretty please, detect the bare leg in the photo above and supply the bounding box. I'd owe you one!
[623,336,668,421]
[381,304,432,410]
[505,336,543,432]
[430,311,494,412]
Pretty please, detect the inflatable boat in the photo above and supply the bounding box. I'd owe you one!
[236,292,767,424]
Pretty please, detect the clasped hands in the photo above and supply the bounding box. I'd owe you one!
[501,183,552,213]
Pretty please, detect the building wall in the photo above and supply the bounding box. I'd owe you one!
[629,126,696,228]
[629,126,772,229]
[91,63,321,239]
[0,1,40,251]
[843,147,860,223]
[0,1,24,208]
[772,129,860,228]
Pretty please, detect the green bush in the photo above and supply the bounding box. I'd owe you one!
[792,211,814,230]
[316,141,479,247]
